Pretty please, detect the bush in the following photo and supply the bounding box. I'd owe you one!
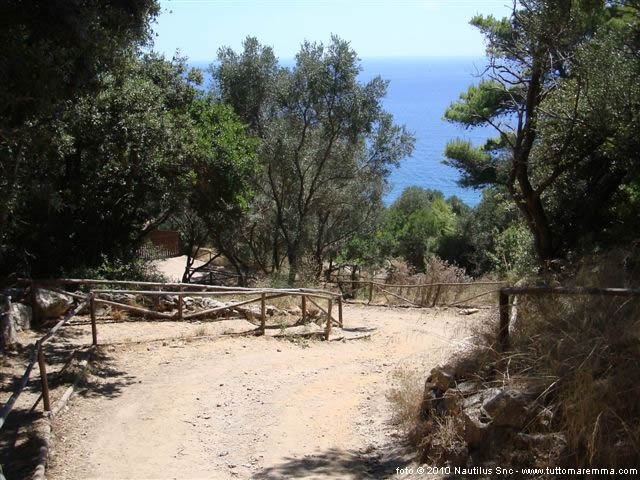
[63,255,168,283]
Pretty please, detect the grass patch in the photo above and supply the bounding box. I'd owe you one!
[409,252,640,468]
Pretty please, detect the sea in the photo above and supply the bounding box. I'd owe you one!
[193,57,493,207]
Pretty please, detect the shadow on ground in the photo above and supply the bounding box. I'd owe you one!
[0,409,44,479]
[254,443,416,480]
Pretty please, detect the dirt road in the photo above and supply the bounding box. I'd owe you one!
[47,304,487,479]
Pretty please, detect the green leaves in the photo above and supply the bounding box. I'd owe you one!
[443,139,499,188]
[444,81,515,127]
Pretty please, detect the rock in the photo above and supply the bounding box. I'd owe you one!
[482,389,532,428]
[459,308,479,315]
[462,405,492,447]
[440,382,479,414]
[429,365,456,392]
[452,381,478,396]
[201,298,225,310]
[1,296,17,349]
[516,432,566,461]
[236,305,261,322]
[442,390,462,413]
[420,385,446,418]
[10,302,32,331]
[266,305,285,316]
[34,289,74,318]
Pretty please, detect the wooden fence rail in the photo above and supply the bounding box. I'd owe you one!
[2,279,344,446]
[498,286,640,353]
[357,280,506,308]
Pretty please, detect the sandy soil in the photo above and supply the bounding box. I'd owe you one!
[44,304,492,480]
[151,256,202,282]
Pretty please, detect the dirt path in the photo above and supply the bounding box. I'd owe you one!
[47,304,488,479]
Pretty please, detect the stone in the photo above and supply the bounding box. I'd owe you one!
[459,308,480,315]
[516,432,567,462]
[482,389,532,428]
[34,289,74,318]
[429,365,456,392]
[462,405,492,447]
[452,381,478,396]
[420,385,446,418]
[236,305,261,322]
[10,302,32,331]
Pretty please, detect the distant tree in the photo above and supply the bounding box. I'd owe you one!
[213,36,414,284]
[375,187,458,271]
[183,99,260,286]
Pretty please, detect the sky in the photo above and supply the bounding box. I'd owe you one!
[152,0,514,62]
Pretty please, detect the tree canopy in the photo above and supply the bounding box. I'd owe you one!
[212,36,415,284]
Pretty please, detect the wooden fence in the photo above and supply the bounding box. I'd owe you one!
[1,279,343,442]
[331,279,506,308]
[497,285,640,352]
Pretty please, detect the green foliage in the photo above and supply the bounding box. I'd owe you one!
[443,81,514,127]
[486,223,536,276]
[64,255,167,283]
[443,0,640,264]
[212,36,415,284]
[340,187,466,273]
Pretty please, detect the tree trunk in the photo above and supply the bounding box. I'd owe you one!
[287,247,299,286]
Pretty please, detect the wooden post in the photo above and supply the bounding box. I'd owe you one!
[260,293,266,335]
[337,296,343,328]
[301,295,307,323]
[498,290,510,352]
[325,299,333,341]
[178,287,184,321]
[368,282,373,304]
[152,286,160,310]
[90,294,98,346]
[37,346,51,412]
[431,284,441,307]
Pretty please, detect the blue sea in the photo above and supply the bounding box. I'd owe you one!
[359,57,493,207]
[194,57,492,207]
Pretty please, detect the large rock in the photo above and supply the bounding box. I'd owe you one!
[461,390,497,447]
[462,405,492,447]
[482,388,532,428]
[35,289,74,319]
[442,382,478,413]
[10,303,32,331]
[429,365,455,392]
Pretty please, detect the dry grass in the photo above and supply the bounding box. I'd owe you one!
[386,366,425,431]
[506,292,640,466]
[410,251,640,468]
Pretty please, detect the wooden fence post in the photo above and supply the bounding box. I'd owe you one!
[325,299,333,341]
[152,286,160,310]
[260,293,266,335]
[37,346,51,412]
[431,284,441,307]
[90,294,98,346]
[301,295,307,323]
[338,296,343,328]
[368,282,373,304]
[498,290,510,352]
[178,287,184,321]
